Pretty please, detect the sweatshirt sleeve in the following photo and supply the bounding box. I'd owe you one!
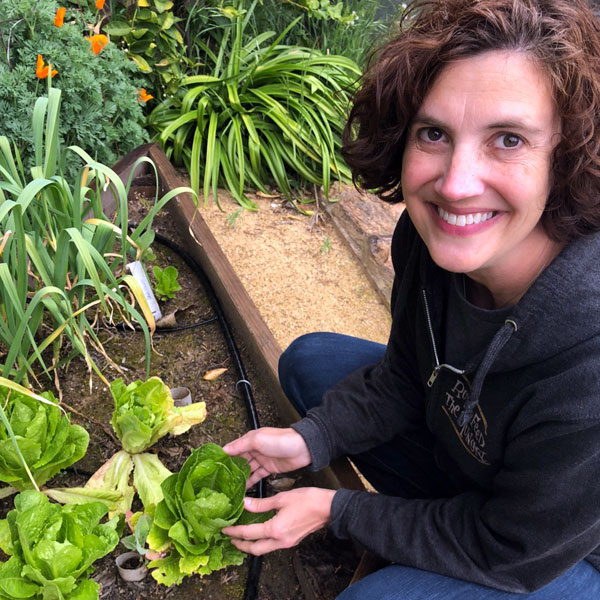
[328,363,600,593]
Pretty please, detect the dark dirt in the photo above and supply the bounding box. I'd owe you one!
[0,184,359,600]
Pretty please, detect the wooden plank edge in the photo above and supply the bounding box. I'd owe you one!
[104,143,366,495]
[100,143,156,216]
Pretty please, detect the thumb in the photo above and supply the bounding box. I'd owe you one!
[243,495,279,513]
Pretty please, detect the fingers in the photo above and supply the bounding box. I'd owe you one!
[222,433,255,456]
[222,489,334,557]
[243,495,280,513]
[246,467,269,489]
[222,521,268,541]
[222,505,283,556]
[229,537,280,556]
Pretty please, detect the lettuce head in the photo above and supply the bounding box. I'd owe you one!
[0,490,120,600]
[0,389,88,491]
[147,443,271,586]
[110,377,206,454]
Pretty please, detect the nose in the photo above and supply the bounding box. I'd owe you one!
[434,145,486,201]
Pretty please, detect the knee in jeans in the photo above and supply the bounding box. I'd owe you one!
[278,333,321,392]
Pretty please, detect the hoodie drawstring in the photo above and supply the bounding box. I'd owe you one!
[457,319,518,427]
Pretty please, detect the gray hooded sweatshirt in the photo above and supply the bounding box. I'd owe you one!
[292,211,600,593]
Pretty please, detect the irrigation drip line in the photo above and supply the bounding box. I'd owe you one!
[114,316,218,334]
[151,230,265,600]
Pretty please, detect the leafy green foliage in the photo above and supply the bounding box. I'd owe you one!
[104,0,190,100]
[146,443,272,585]
[149,0,360,210]
[0,388,88,492]
[153,265,181,301]
[0,490,120,600]
[291,0,361,24]
[122,513,153,556]
[49,376,206,518]
[110,377,207,454]
[0,87,185,384]
[0,0,148,180]
[46,450,136,519]
[46,449,175,519]
[192,0,403,68]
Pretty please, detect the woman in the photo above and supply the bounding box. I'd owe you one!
[222,1,600,597]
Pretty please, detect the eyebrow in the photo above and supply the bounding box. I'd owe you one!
[411,114,546,136]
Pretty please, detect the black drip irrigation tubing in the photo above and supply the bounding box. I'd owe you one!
[114,316,218,334]
[150,230,264,600]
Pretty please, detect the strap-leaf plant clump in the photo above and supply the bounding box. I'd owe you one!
[0,87,196,386]
[148,0,361,210]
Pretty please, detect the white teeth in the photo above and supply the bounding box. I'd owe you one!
[437,207,494,226]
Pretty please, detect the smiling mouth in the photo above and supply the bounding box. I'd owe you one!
[437,207,496,226]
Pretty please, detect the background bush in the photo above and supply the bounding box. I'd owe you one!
[184,0,403,68]
[148,0,361,210]
[0,0,148,178]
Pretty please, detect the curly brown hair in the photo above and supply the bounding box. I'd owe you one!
[342,0,600,242]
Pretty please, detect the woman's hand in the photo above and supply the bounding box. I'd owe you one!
[223,427,312,488]
[222,487,336,555]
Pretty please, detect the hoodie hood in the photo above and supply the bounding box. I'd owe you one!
[413,217,600,427]
[504,233,600,367]
[420,225,600,374]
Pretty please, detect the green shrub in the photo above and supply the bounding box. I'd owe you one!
[0,0,148,179]
[104,0,190,101]
[188,0,403,68]
[149,0,361,210]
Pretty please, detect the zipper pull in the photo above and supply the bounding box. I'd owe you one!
[427,366,440,388]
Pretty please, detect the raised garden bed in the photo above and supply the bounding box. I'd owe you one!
[0,144,361,600]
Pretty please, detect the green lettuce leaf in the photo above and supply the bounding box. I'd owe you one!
[45,451,135,518]
[47,450,173,519]
[147,443,271,585]
[0,389,88,491]
[132,453,172,513]
[110,377,206,454]
[0,490,119,600]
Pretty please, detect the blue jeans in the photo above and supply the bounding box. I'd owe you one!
[278,332,600,599]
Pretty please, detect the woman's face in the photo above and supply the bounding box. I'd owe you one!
[401,51,562,294]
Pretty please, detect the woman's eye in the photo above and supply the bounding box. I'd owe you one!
[418,127,445,143]
[495,133,522,149]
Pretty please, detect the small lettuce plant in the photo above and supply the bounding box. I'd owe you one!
[0,386,88,496]
[153,265,181,301]
[47,377,207,517]
[0,490,120,600]
[147,443,271,585]
[110,377,206,454]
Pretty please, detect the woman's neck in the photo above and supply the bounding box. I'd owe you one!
[465,239,564,310]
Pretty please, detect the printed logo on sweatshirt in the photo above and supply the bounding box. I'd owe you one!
[442,376,490,465]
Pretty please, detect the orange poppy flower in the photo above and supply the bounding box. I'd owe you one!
[54,7,66,27]
[36,54,58,79]
[96,0,105,9]
[87,34,109,55]
[137,88,154,103]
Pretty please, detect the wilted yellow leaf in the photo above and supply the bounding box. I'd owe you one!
[203,367,227,381]
[256,191,281,199]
